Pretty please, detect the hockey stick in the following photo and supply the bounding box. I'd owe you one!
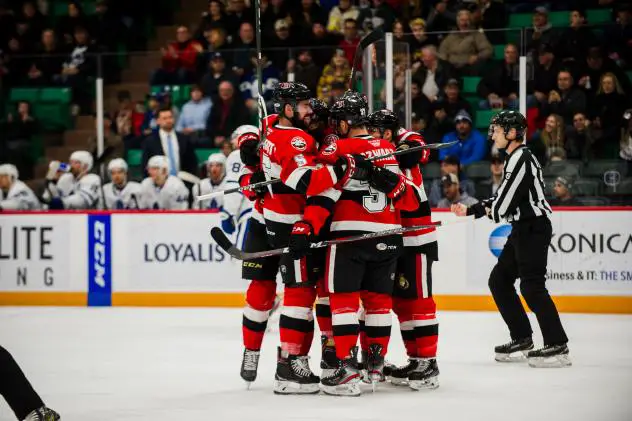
[195,140,458,201]
[177,171,201,184]
[211,217,473,260]
[348,28,385,90]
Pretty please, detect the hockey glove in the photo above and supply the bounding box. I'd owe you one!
[288,220,314,260]
[396,140,423,169]
[370,167,407,200]
[333,154,372,185]
[220,210,236,235]
[48,197,65,210]
[238,133,260,167]
[240,170,267,201]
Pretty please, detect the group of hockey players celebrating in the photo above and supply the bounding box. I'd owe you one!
[231,82,439,396]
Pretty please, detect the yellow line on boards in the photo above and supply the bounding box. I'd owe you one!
[0,292,87,306]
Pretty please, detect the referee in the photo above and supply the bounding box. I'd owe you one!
[451,110,570,368]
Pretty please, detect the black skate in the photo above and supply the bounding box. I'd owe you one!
[320,335,339,378]
[527,343,571,368]
[23,407,60,421]
[321,347,362,396]
[274,347,320,395]
[240,348,260,386]
[387,359,420,386]
[408,358,440,390]
[494,337,534,362]
[364,344,386,390]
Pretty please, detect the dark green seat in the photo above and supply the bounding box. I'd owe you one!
[548,11,569,27]
[40,87,71,104]
[586,9,612,25]
[474,110,499,129]
[573,178,599,196]
[9,88,39,103]
[421,162,441,179]
[543,161,581,178]
[127,149,143,167]
[195,148,220,164]
[462,76,481,95]
[465,161,492,180]
[583,160,628,178]
[493,44,505,60]
[508,13,532,28]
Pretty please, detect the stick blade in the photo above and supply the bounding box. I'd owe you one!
[210,227,244,260]
[424,140,459,150]
[360,27,385,49]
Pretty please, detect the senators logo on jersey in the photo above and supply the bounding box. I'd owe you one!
[321,143,337,156]
[291,136,307,151]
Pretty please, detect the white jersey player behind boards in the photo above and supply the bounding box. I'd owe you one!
[192,153,226,210]
[43,150,102,210]
[100,158,142,209]
[0,164,41,210]
[221,124,257,246]
[140,155,189,210]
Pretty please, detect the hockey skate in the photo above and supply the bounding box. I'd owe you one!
[23,406,60,421]
[364,344,386,391]
[320,335,339,378]
[494,337,534,362]
[274,348,320,395]
[387,359,419,386]
[321,348,362,397]
[240,348,260,387]
[408,358,440,390]
[527,344,572,368]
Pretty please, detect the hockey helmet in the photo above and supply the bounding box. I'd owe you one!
[230,124,259,147]
[309,98,329,123]
[0,163,19,180]
[367,109,400,132]
[490,110,527,141]
[108,158,128,173]
[147,155,169,171]
[207,153,226,166]
[69,150,94,171]
[272,82,311,113]
[329,90,369,128]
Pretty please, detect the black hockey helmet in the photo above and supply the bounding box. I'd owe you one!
[309,97,329,123]
[273,82,312,128]
[329,90,369,128]
[489,109,527,141]
[367,109,400,133]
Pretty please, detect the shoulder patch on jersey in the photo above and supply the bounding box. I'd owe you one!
[321,142,337,156]
[291,136,307,151]
[323,133,339,146]
[294,154,308,167]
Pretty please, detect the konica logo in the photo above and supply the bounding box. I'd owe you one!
[88,214,112,306]
[489,225,512,258]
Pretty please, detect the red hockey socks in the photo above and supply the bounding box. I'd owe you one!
[361,292,392,356]
[279,286,317,355]
[242,280,277,350]
[329,292,360,360]
[393,297,418,358]
[414,297,438,358]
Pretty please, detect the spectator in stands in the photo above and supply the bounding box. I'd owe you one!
[0,3,16,49]
[549,176,579,206]
[438,10,492,75]
[592,73,628,159]
[425,0,458,35]
[309,20,340,67]
[142,107,198,177]
[472,0,507,45]
[528,43,561,107]
[412,46,455,104]
[407,18,437,55]
[317,48,350,101]
[269,19,294,70]
[428,155,476,207]
[1,101,38,179]
[57,1,88,46]
[140,93,162,136]
[357,0,396,33]
[577,47,632,100]
[604,4,632,69]
[262,0,290,35]
[526,6,557,54]
[18,1,48,48]
[436,173,479,209]
[541,70,587,124]
[200,27,231,75]
[392,19,408,44]
[240,51,281,114]
[201,52,238,98]
[153,26,203,85]
[88,114,124,166]
[327,0,359,34]
[477,43,519,110]
[89,0,123,52]
[225,0,254,37]
[232,22,256,77]
[4,36,29,87]
[397,80,431,128]
[206,81,250,147]
[565,112,595,163]
[477,154,504,199]
[439,111,487,166]
[176,85,212,146]
[27,29,64,86]
[410,112,425,134]
[339,18,360,66]
[291,49,321,95]
[620,109,632,162]
[291,0,326,30]
[112,91,137,145]
[531,113,566,164]
[55,26,95,113]
[555,9,598,65]
[195,0,228,39]
[426,78,472,141]
[327,81,346,105]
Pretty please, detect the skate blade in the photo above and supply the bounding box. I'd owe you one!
[409,376,439,391]
[320,382,362,397]
[528,354,572,368]
[245,381,253,390]
[273,380,320,395]
[388,376,409,386]
[495,350,529,362]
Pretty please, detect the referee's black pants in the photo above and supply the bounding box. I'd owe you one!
[488,216,568,346]
[0,345,45,420]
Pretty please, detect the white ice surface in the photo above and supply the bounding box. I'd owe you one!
[1,308,631,421]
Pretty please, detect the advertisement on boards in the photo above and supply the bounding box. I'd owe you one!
[466,211,632,295]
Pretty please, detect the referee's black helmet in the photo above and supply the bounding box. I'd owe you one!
[490,110,527,141]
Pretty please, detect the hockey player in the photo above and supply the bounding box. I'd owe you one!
[0,164,41,211]
[192,153,226,210]
[452,110,570,368]
[367,110,440,390]
[100,158,142,209]
[292,91,422,396]
[42,150,102,210]
[140,155,189,210]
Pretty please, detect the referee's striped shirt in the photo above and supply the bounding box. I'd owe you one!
[484,145,552,223]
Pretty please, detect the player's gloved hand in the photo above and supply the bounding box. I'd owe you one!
[220,210,236,234]
[333,154,372,184]
[238,133,260,167]
[288,220,314,260]
[396,140,422,169]
[370,166,407,200]
[48,197,65,210]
